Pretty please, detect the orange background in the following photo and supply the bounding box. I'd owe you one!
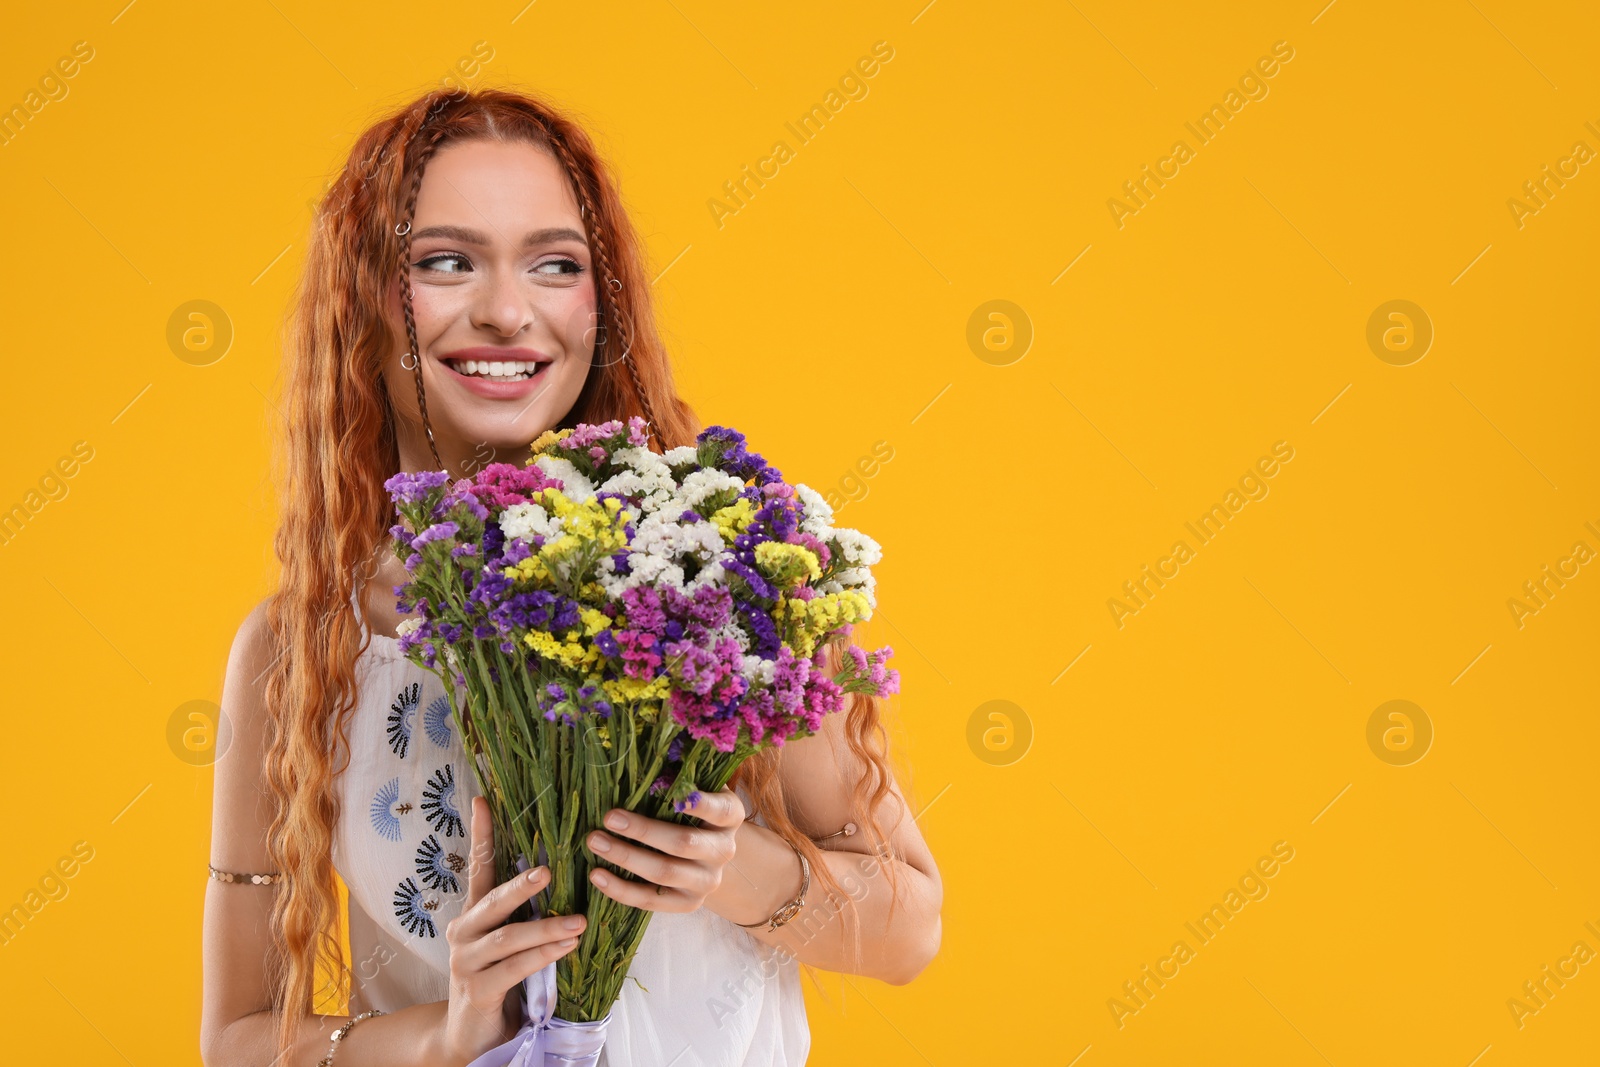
[2,1,1597,1064]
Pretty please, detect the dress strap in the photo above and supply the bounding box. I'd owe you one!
[349,577,372,644]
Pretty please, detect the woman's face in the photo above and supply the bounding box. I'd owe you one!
[383,137,597,472]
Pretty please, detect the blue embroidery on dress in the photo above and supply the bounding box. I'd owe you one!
[424,695,453,748]
[369,777,405,842]
[387,682,420,758]
[422,764,464,838]
[393,876,439,937]
[416,833,465,894]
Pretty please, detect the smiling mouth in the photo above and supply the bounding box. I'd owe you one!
[444,358,548,383]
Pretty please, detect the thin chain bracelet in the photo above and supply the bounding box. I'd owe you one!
[317,1009,385,1066]
[733,840,810,933]
[208,864,283,886]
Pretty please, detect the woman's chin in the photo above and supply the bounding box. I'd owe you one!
[447,425,542,462]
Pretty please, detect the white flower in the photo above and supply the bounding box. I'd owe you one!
[593,513,711,597]
[712,619,751,653]
[663,445,699,467]
[678,469,745,512]
[500,502,560,543]
[622,553,685,591]
[683,520,725,561]
[794,482,834,538]
[612,445,673,478]
[395,616,424,637]
[684,558,727,593]
[833,565,873,588]
[532,455,596,500]
[597,565,632,599]
[598,470,665,515]
[740,653,775,686]
[833,528,882,566]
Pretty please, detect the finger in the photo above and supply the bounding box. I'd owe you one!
[478,934,583,998]
[458,911,588,973]
[678,787,746,829]
[465,796,496,911]
[454,864,549,943]
[589,867,694,912]
[596,809,731,863]
[586,829,709,892]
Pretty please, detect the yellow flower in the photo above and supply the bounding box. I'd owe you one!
[503,555,552,584]
[524,628,601,670]
[529,428,572,456]
[506,491,628,588]
[775,590,871,658]
[754,541,822,587]
[710,498,757,542]
[601,675,671,704]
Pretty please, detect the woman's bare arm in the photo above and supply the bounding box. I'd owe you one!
[200,600,455,1066]
[548,672,943,985]
[708,682,944,985]
[584,643,944,985]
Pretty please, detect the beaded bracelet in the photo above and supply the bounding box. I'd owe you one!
[317,1009,384,1066]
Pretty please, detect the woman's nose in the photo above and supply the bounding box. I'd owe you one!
[471,269,534,336]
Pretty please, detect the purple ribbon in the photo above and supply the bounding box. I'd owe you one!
[465,855,613,1067]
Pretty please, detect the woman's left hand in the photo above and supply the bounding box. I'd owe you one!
[585,787,746,912]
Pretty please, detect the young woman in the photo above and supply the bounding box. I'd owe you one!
[200,87,941,1067]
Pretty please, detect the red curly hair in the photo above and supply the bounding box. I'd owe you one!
[261,85,906,1060]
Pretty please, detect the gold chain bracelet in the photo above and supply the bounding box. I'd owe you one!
[733,839,811,932]
[208,863,283,886]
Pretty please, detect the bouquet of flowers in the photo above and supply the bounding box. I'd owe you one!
[384,418,898,1064]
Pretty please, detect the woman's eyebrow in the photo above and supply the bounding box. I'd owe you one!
[411,224,587,247]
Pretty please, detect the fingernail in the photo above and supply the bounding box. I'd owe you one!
[589,833,611,853]
[592,870,610,887]
[605,811,628,831]
[558,937,577,947]
[564,915,585,931]
[526,867,544,883]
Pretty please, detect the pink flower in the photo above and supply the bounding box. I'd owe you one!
[470,462,563,508]
[615,629,663,679]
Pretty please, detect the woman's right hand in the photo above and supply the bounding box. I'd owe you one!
[438,795,586,1067]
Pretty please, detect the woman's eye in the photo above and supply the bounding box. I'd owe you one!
[415,252,472,274]
[534,258,583,277]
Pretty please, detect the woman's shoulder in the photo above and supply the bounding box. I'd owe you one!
[227,597,279,690]
[219,598,283,760]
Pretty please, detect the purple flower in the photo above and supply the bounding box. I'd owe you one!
[695,426,781,484]
[385,469,451,504]
[411,521,459,550]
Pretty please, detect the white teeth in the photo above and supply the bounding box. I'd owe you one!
[452,358,545,381]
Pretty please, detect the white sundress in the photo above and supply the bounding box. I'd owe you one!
[330,605,811,1066]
